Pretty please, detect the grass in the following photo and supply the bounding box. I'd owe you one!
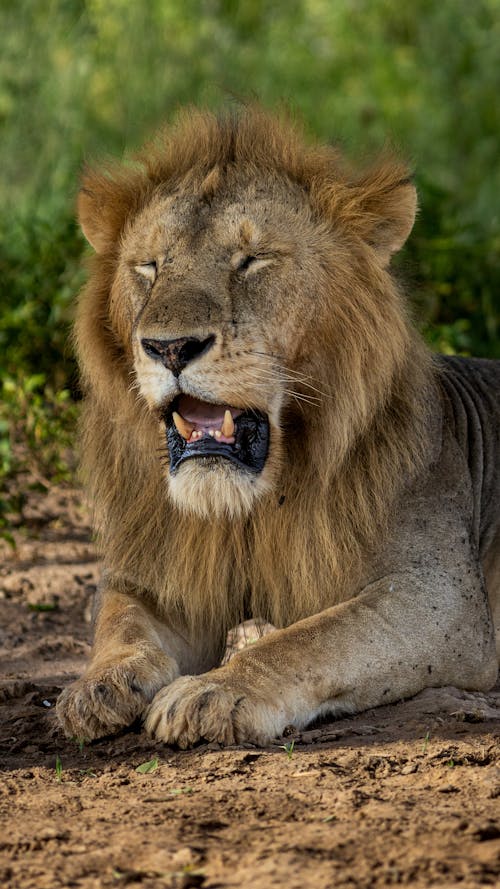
[279,740,295,760]
[55,755,63,782]
[135,757,160,774]
[27,602,58,613]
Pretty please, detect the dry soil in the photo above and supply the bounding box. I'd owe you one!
[1,481,499,889]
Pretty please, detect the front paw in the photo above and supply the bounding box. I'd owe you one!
[57,654,178,741]
[144,671,282,748]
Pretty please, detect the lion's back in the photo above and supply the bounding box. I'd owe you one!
[437,354,500,520]
[437,355,500,636]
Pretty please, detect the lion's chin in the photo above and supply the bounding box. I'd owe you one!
[167,458,273,520]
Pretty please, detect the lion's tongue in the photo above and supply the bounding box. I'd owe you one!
[177,395,227,425]
[174,395,241,443]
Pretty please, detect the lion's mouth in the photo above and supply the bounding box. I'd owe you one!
[165,395,270,474]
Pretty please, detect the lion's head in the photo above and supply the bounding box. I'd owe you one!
[76,107,425,525]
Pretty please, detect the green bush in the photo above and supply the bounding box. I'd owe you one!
[0,212,85,386]
[405,176,500,357]
[0,372,78,543]
[0,209,84,518]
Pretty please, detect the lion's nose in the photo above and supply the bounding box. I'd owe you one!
[141,335,215,377]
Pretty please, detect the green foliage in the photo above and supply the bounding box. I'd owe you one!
[406,178,500,357]
[28,602,58,612]
[0,374,78,479]
[279,740,296,759]
[0,372,78,540]
[0,1,498,502]
[0,212,85,385]
[135,757,160,774]
[0,207,82,510]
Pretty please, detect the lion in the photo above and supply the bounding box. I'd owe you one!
[56,106,499,747]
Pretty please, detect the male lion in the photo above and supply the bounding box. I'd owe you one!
[56,107,499,747]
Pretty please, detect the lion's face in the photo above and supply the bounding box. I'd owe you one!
[77,109,418,523]
[114,175,328,518]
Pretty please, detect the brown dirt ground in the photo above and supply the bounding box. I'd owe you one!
[0,481,499,889]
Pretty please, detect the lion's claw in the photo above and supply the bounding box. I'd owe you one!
[57,655,178,741]
[145,673,273,748]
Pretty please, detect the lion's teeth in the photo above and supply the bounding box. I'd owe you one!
[222,409,234,438]
[172,411,194,440]
[173,409,236,443]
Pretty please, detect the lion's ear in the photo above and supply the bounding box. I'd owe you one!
[78,186,110,253]
[349,167,417,266]
[363,179,417,264]
[324,162,417,267]
[77,166,146,254]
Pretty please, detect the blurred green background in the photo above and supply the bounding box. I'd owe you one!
[1,0,499,508]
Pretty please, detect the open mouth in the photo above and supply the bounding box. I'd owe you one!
[165,395,270,474]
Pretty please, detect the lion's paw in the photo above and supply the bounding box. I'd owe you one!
[144,673,278,748]
[57,656,177,741]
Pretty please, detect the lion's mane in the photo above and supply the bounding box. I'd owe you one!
[75,107,433,654]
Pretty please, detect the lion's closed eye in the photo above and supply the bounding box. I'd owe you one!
[134,261,158,284]
[232,252,273,275]
[237,255,257,272]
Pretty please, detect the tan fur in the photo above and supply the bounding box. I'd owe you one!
[57,107,498,746]
[75,108,429,639]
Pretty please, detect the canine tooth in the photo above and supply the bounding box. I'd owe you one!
[222,409,234,437]
[172,411,194,440]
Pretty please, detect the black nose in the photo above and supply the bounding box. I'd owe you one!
[141,335,215,377]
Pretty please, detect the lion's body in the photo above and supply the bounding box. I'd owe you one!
[437,356,500,641]
[57,108,499,746]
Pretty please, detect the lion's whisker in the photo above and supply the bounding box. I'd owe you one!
[242,370,321,406]
[242,368,325,403]
[282,390,321,406]
[242,357,334,398]
[266,368,333,398]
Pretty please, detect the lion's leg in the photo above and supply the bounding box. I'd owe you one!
[56,584,214,741]
[145,567,498,748]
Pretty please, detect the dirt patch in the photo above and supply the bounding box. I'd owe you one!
[1,483,499,888]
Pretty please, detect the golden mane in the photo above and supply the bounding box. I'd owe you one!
[75,106,433,654]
